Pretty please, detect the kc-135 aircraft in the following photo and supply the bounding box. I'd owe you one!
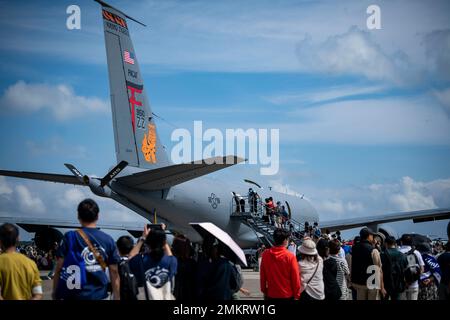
[1,0,449,248]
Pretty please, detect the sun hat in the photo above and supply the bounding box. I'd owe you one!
[299,238,318,255]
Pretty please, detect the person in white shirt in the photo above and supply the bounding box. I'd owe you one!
[298,238,325,301]
[398,234,425,300]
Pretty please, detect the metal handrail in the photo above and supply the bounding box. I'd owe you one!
[230,194,306,244]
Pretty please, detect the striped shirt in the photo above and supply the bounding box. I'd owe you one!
[330,255,350,300]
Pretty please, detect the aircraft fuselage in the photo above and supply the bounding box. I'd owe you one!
[107,167,319,247]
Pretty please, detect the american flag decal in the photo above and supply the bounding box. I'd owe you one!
[124,50,135,65]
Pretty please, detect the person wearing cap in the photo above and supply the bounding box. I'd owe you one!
[298,238,325,300]
[351,227,385,300]
[260,228,301,300]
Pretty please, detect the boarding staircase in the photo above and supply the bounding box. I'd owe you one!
[230,196,305,247]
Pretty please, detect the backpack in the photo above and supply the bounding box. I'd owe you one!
[119,259,138,300]
[55,231,87,299]
[382,249,406,294]
[404,249,421,285]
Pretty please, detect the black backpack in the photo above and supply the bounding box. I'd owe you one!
[404,248,421,285]
[119,259,138,300]
[382,249,406,294]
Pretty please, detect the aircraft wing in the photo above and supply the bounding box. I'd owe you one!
[320,208,450,232]
[115,155,245,190]
[0,216,143,236]
[0,170,84,186]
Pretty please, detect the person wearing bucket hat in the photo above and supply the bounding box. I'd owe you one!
[298,238,325,301]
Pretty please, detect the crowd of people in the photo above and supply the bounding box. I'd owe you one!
[0,197,449,301]
[16,243,56,272]
[259,225,450,301]
[0,198,246,300]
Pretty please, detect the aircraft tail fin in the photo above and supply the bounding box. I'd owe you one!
[97,1,170,169]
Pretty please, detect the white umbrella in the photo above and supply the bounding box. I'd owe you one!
[189,222,247,266]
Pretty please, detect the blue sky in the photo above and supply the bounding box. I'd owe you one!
[0,0,449,239]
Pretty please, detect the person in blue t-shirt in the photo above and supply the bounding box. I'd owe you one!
[53,199,121,300]
[129,226,177,300]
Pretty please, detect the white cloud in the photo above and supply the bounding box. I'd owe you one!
[0,177,13,196]
[347,201,364,212]
[269,179,303,197]
[15,185,45,214]
[0,81,108,121]
[317,199,345,215]
[267,176,450,228]
[388,176,437,211]
[57,188,89,210]
[278,96,450,145]
[193,92,450,146]
[298,176,450,221]
[314,199,365,216]
[265,84,386,105]
[173,99,450,154]
[1,0,449,81]
[296,27,416,84]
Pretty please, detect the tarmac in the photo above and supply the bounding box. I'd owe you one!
[40,269,264,300]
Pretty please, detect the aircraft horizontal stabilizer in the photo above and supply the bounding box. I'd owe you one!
[115,155,245,190]
[0,170,84,186]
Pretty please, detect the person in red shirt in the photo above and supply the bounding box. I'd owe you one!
[260,228,301,300]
